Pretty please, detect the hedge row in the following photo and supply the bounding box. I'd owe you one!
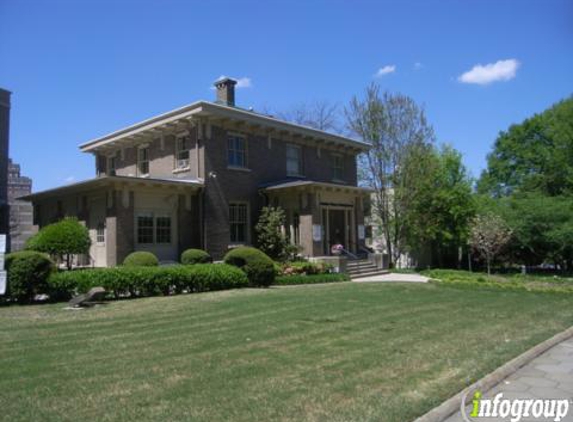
[223,247,276,287]
[422,269,573,294]
[48,264,249,300]
[274,273,350,285]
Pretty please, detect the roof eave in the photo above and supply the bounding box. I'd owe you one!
[80,101,370,153]
[21,176,204,201]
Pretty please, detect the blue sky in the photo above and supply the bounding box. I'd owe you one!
[1,0,572,191]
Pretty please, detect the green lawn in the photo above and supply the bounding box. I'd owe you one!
[1,282,572,422]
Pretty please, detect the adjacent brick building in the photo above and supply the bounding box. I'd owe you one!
[8,159,35,251]
[24,78,371,266]
[0,89,10,243]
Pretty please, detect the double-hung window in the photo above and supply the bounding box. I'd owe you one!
[229,203,248,243]
[107,155,117,176]
[138,147,150,176]
[286,144,303,176]
[332,154,344,181]
[137,214,154,244]
[136,213,172,244]
[228,135,247,168]
[155,216,172,244]
[175,136,190,170]
[96,222,105,243]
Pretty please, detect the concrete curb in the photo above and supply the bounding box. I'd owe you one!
[412,325,573,422]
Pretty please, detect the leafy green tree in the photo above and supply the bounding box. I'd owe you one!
[255,206,297,261]
[26,217,91,270]
[346,84,435,266]
[404,145,476,267]
[498,194,573,268]
[478,97,573,197]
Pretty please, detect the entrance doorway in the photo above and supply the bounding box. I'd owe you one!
[322,207,353,255]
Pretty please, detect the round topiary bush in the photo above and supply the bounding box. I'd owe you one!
[25,217,91,270]
[123,251,159,267]
[5,251,56,303]
[180,249,212,265]
[223,247,276,287]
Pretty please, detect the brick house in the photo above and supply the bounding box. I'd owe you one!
[24,78,371,266]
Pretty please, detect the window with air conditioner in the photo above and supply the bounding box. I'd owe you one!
[175,136,190,170]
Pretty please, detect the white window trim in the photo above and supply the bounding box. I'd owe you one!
[137,145,150,177]
[96,222,106,245]
[135,212,174,245]
[174,133,191,171]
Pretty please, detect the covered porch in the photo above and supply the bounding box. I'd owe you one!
[23,175,203,267]
[261,180,371,257]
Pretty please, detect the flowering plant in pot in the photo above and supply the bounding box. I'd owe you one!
[331,244,344,255]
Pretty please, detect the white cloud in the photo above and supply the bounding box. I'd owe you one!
[212,75,252,89]
[458,59,520,85]
[414,62,423,70]
[64,176,75,184]
[374,65,396,77]
[235,77,252,88]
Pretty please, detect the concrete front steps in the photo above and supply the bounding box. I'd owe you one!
[347,259,389,280]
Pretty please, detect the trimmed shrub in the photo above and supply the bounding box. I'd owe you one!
[274,273,349,285]
[5,251,56,302]
[181,249,212,265]
[123,251,159,267]
[281,261,333,276]
[48,263,248,300]
[223,247,276,287]
[25,217,91,270]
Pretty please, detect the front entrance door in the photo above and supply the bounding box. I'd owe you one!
[329,209,345,247]
[322,208,351,255]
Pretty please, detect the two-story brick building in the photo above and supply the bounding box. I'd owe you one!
[24,78,371,266]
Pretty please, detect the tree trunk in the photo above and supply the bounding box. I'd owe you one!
[486,256,491,276]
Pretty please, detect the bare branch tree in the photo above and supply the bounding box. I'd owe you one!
[469,213,512,275]
[278,101,340,133]
[346,83,435,267]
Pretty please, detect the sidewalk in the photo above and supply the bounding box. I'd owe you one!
[352,273,429,283]
[444,337,573,422]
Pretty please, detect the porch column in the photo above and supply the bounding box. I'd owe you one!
[299,191,323,257]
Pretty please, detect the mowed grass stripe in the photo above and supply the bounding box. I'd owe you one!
[1,283,572,422]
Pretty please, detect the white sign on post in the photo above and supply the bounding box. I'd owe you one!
[358,225,366,240]
[312,224,322,242]
[0,271,5,295]
[0,235,6,295]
